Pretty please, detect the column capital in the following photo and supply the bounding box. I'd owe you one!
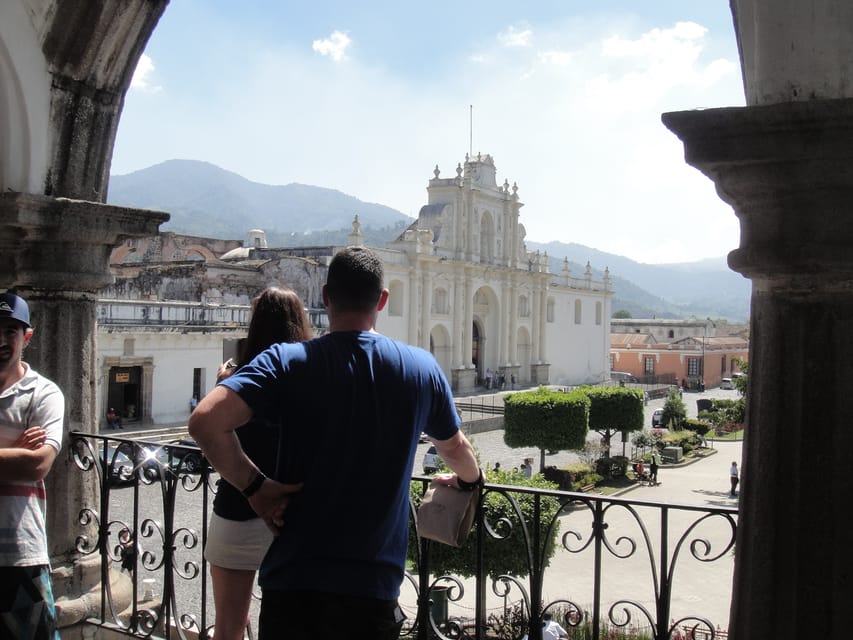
[0,191,168,291]
[663,99,853,286]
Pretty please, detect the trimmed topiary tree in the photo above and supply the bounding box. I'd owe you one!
[579,386,645,454]
[503,386,590,471]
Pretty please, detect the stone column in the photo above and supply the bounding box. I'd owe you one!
[408,267,419,345]
[452,275,464,368]
[0,192,167,624]
[662,99,853,640]
[531,289,540,364]
[463,276,474,368]
[499,281,509,365]
[420,270,432,350]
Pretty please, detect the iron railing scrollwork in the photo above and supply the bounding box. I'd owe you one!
[70,433,736,640]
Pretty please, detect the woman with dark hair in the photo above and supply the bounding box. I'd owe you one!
[204,286,312,640]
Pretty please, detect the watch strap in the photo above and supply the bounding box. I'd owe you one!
[241,471,267,498]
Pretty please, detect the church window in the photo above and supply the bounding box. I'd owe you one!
[433,288,449,314]
[595,301,602,325]
[547,298,555,323]
[574,299,582,324]
[519,295,530,317]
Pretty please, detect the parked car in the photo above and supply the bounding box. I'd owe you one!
[100,441,162,486]
[164,438,206,474]
[720,377,735,390]
[422,445,442,474]
[611,371,638,385]
[651,408,665,427]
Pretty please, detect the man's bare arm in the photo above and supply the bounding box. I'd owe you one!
[432,431,481,486]
[188,385,257,490]
[188,386,302,534]
[0,437,57,482]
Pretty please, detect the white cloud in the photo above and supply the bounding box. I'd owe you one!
[498,25,533,48]
[312,30,352,61]
[130,54,161,93]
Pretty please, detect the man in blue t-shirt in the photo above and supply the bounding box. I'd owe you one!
[189,246,481,639]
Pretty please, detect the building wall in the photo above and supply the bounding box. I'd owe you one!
[610,345,748,388]
[98,330,239,425]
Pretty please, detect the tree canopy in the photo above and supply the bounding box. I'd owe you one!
[504,387,589,470]
[580,386,645,448]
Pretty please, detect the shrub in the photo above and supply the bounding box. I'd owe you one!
[542,466,574,490]
[574,472,603,490]
[683,418,711,435]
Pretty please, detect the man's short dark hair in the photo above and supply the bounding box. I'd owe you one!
[326,246,384,312]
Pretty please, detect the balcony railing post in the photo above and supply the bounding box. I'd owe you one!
[474,492,486,640]
[592,500,603,640]
[529,493,543,640]
[656,507,672,640]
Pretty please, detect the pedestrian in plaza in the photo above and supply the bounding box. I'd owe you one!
[205,286,313,640]
[729,461,740,497]
[650,450,661,485]
[0,292,66,640]
[511,373,516,389]
[485,368,493,390]
[189,246,481,640]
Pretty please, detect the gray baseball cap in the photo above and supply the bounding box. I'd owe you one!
[0,293,31,327]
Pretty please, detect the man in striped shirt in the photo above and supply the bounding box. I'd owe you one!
[0,293,65,640]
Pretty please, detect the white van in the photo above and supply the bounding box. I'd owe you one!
[720,377,734,390]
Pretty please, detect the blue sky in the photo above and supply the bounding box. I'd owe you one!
[112,1,746,265]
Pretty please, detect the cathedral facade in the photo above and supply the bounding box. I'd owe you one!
[99,153,613,423]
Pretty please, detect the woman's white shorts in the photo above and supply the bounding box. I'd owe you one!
[204,513,273,571]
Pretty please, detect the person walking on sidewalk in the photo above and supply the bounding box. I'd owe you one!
[729,461,740,497]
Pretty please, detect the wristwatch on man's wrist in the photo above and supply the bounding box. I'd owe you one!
[241,470,267,498]
[457,469,484,491]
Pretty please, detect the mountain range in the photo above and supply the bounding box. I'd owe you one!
[108,159,750,322]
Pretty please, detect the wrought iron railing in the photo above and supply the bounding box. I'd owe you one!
[69,433,737,640]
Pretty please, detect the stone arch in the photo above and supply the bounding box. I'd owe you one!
[182,244,217,262]
[429,323,452,374]
[473,284,500,379]
[0,4,50,193]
